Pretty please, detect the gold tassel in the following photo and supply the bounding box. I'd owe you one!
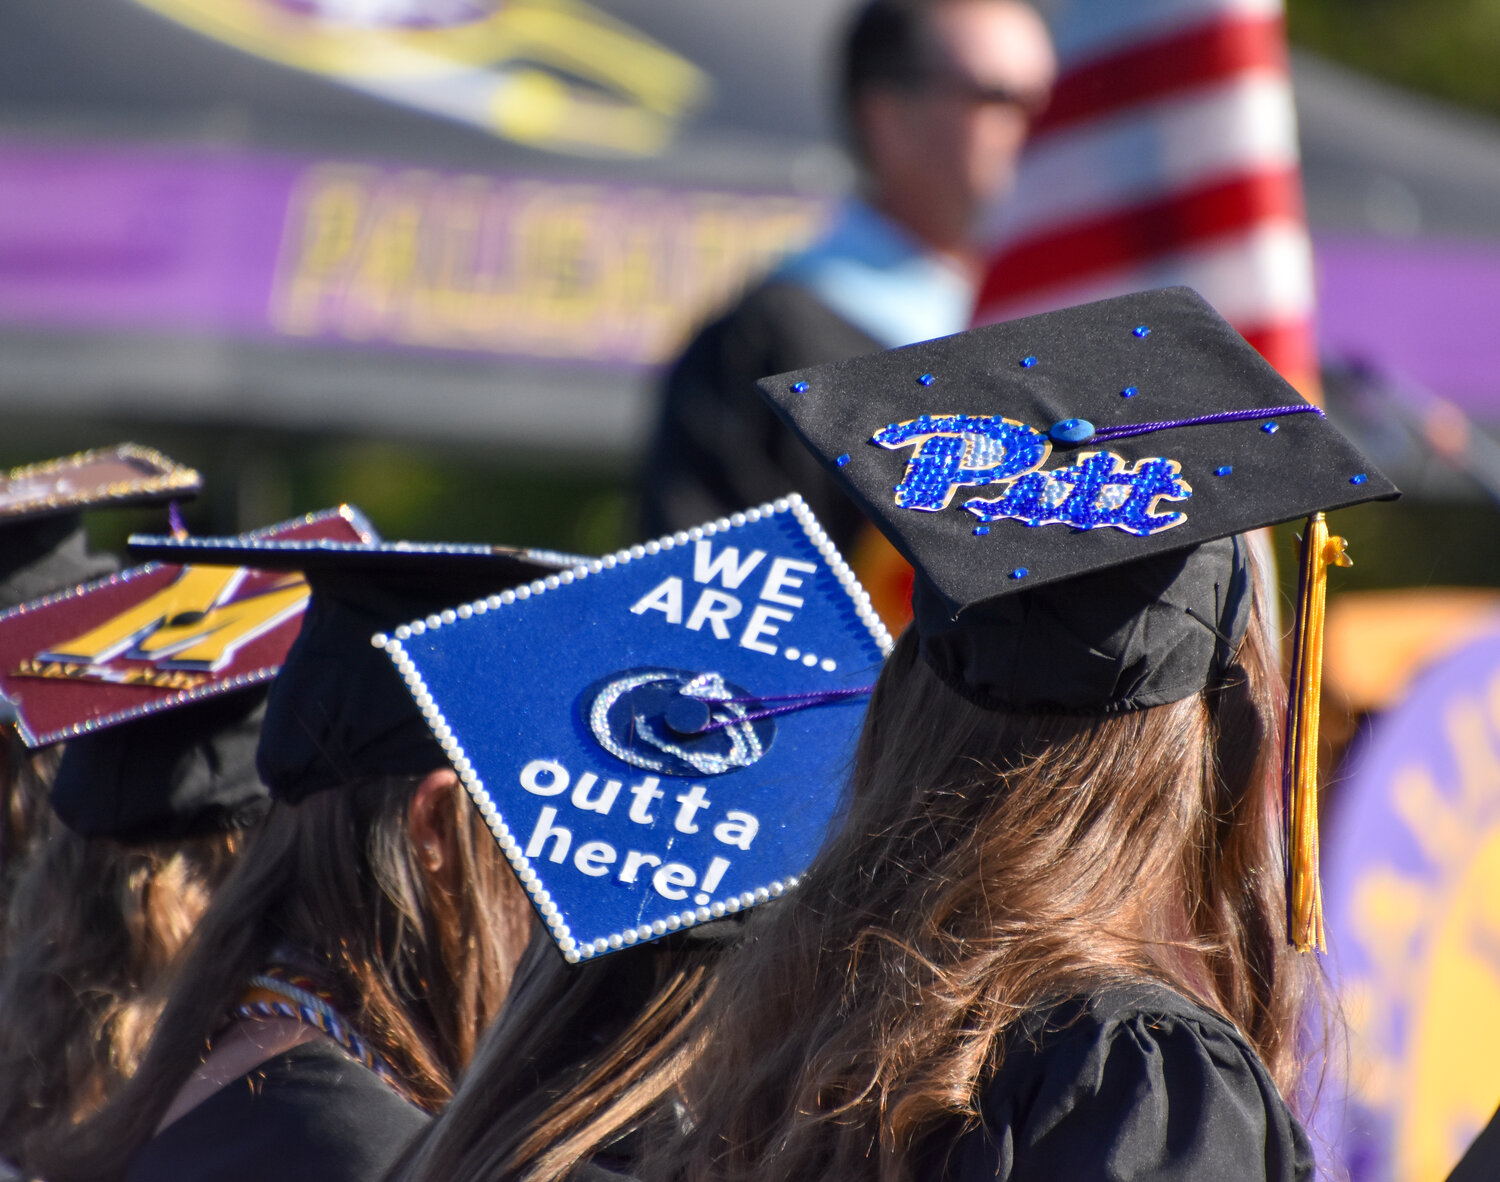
[1283,513,1350,953]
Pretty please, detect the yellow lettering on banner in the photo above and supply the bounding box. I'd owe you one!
[271,168,376,337]
[345,174,430,339]
[268,166,831,364]
[43,567,309,673]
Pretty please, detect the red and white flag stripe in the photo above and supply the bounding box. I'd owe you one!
[974,0,1317,388]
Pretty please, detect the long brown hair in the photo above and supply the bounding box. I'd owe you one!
[388,923,724,1182]
[0,738,61,933]
[34,773,533,1182]
[0,827,241,1168]
[652,584,1316,1181]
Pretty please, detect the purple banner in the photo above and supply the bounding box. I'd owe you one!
[1315,233,1500,415]
[0,139,829,368]
[0,142,294,336]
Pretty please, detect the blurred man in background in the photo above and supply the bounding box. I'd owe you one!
[640,0,1055,555]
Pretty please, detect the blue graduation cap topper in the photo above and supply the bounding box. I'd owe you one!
[376,495,892,962]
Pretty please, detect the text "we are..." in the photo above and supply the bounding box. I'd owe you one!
[629,540,817,659]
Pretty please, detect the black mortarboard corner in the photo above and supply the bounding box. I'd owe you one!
[128,532,587,804]
[758,286,1400,953]
[0,444,202,612]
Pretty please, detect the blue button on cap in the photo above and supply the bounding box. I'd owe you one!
[1048,418,1095,444]
[663,695,712,736]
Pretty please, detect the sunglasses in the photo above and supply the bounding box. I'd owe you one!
[927,76,1051,119]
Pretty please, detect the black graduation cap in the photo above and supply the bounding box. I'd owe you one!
[0,444,201,612]
[50,687,270,841]
[758,286,1400,952]
[758,286,1397,711]
[128,533,588,803]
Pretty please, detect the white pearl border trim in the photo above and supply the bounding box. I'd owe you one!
[371,493,889,962]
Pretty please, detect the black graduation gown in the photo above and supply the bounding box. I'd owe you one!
[1448,1101,1500,1182]
[930,983,1314,1182]
[124,1040,429,1182]
[639,278,883,554]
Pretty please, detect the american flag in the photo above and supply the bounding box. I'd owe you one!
[974,0,1317,391]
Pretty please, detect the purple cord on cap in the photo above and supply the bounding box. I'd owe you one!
[1088,403,1324,445]
[697,686,874,733]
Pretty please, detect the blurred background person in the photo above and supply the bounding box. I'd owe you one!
[640,0,1056,562]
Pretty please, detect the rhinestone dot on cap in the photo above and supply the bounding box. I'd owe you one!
[1121,385,1138,398]
[1011,567,1028,579]
[1133,325,1151,338]
[835,454,850,467]
[1020,355,1038,368]
[972,525,990,536]
[790,380,809,394]
[1262,421,1279,434]
[1216,465,1233,476]
[1350,473,1368,485]
[918,373,935,386]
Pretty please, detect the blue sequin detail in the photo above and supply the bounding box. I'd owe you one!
[918,373,935,386]
[835,454,850,467]
[1121,386,1138,398]
[1350,472,1367,485]
[1133,325,1151,338]
[1262,421,1279,434]
[1216,465,1233,476]
[790,380,809,394]
[872,414,1051,512]
[964,451,1191,536]
[1011,568,1028,579]
[1020,355,1038,368]
[973,526,990,536]
[1049,418,1095,444]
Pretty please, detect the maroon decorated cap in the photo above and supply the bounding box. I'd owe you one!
[0,444,201,523]
[0,444,202,612]
[0,505,375,747]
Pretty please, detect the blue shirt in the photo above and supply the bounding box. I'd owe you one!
[775,200,975,349]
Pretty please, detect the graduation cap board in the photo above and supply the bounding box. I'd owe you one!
[376,496,892,962]
[757,286,1400,954]
[0,444,201,520]
[758,286,1398,613]
[0,505,374,747]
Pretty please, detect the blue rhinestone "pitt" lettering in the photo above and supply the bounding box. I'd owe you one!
[964,451,1191,536]
[871,414,1051,512]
